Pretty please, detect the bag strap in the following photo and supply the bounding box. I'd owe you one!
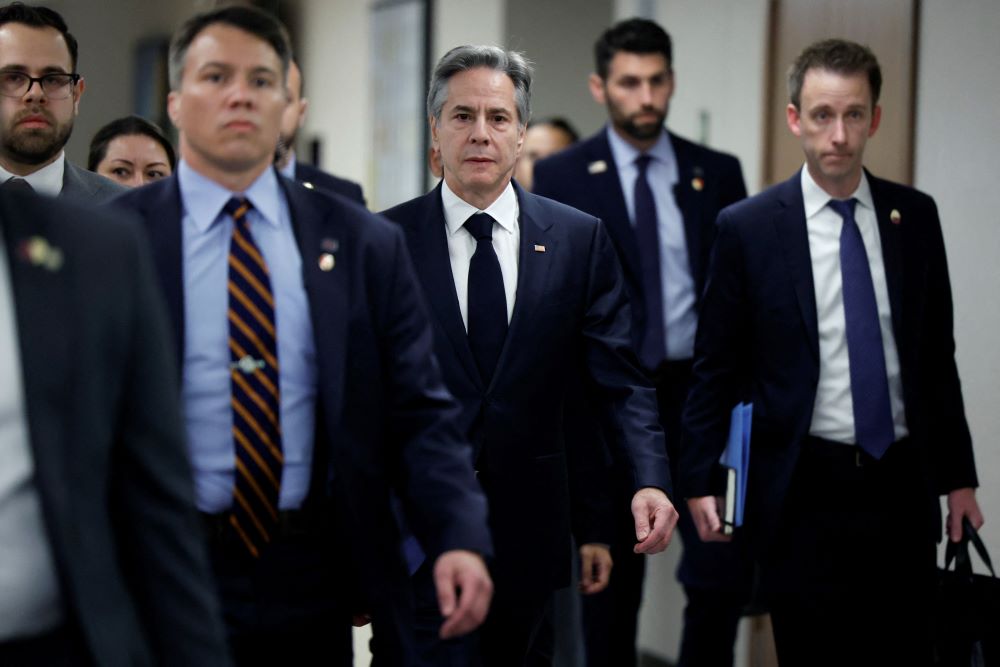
[944,518,996,578]
[963,517,996,577]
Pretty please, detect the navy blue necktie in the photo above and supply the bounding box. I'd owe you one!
[465,212,507,384]
[830,198,895,459]
[634,154,666,369]
[225,197,283,557]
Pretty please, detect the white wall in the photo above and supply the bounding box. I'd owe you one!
[916,0,1000,564]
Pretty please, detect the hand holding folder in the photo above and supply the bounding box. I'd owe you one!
[719,402,752,536]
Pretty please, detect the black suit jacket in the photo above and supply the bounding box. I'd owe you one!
[680,170,979,553]
[294,161,366,206]
[1,191,229,666]
[381,182,669,600]
[113,172,491,613]
[533,129,747,360]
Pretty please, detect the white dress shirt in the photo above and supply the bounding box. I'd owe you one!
[0,239,63,640]
[0,153,65,197]
[802,167,908,444]
[441,180,520,329]
[606,127,697,360]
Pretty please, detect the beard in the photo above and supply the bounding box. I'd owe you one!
[2,110,73,166]
[607,99,667,142]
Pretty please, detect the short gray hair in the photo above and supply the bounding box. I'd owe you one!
[427,45,533,127]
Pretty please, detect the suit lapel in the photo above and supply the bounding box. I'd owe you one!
[866,173,906,342]
[0,194,74,538]
[281,176,349,426]
[407,186,482,388]
[585,132,641,284]
[670,133,707,288]
[140,177,186,373]
[773,173,820,361]
[492,185,555,388]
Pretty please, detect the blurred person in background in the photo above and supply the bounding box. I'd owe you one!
[88,115,175,188]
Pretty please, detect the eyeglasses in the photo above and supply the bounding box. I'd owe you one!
[0,71,81,99]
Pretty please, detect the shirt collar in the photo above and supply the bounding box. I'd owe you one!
[0,152,65,197]
[605,124,677,181]
[800,165,875,219]
[178,160,284,233]
[441,179,518,237]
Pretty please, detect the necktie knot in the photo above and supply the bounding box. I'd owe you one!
[224,196,253,222]
[2,177,34,193]
[635,154,653,175]
[464,212,495,242]
[828,197,858,222]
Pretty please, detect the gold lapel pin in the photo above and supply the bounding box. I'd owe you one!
[319,253,335,271]
[890,209,901,224]
[303,181,315,190]
[588,160,607,175]
[534,244,546,253]
[691,177,704,192]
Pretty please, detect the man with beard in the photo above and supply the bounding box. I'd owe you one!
[0,3,122,202]
[274,59,365,205]
[533,18,751,667]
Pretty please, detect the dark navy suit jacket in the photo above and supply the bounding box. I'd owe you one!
[680,170,979,555]
[381,182,669,600]
[2,190,229,666]
[113,172,491,613]
[294,161,366,206]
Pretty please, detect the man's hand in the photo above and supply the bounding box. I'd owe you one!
[687,496,732,543]
[946,487,985,542]
[631,487,679,554]
[579,543,613,594]
[433,549,493,639]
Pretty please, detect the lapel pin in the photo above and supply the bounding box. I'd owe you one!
[691,176,704,192]
[302,181,315,190]
[18,236,63,271]
[588,160,607,175]
[321,237,339,252]
[319,253,335,271]
[534,244,546,253]
[890,209,901,224]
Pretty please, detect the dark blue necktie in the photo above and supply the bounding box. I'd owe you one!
[634,155,666,369]
[465,212,507,384]
[830,198,895,459]
[225,197,283,557]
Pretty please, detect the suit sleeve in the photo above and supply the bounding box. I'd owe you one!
[109,222,231,666]
[679,210,750,499]
[580,220,671,495]
[921,199,978,493]
[378,225,493,559]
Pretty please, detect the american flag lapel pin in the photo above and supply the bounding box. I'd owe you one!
[890,209,902,225]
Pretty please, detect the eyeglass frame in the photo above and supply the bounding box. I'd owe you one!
[0,71,82,99]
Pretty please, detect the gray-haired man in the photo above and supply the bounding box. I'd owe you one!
[381,44,678,665]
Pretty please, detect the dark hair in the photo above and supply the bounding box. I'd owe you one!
[0,2,78,71]
[594,18,672,79]
[428,45,533,126]
[168,5,291,90]
[88,115,176,171]
[788,38,882,109]
[529,117,579,143]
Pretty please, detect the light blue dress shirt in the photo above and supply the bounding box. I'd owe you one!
[178,161,317,512]
[607,126,698,360]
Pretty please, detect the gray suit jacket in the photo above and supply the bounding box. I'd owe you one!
[61,160,126,203]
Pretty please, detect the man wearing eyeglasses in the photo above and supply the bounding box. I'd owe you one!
[0,3,123,202]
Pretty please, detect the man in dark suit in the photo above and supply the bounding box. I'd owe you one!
[0,3,123,203]
[113,7,493,665]
[681,39,984,666]
[533,19,751,667]
[274,59,365,205]
[381,44,678,666]
[0,188,230,666]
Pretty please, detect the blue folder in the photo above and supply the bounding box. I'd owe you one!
[719,402,752,534]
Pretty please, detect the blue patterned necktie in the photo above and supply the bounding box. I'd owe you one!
[634,154,666,369]
[464,212,507,385]
[225,197,283,557]
[830,198,895,459]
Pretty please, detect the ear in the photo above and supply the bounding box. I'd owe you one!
[868,104,882,137]
[429,115,439,146]
[515,121,526,158]
[786,103,802,137]
[298,97,309,126]
[167,90,181,128]
[588,73,606,105]
[72,76,86,116]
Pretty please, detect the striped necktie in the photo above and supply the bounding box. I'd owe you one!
[225,196,283,557]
